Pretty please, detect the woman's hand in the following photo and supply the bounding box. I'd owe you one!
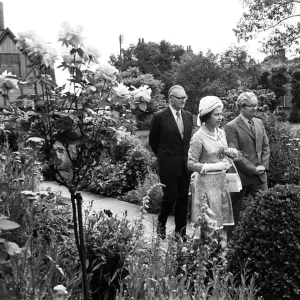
[214,160,232,171]
[224,147,239,160]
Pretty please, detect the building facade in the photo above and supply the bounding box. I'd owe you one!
[0,2,55,108]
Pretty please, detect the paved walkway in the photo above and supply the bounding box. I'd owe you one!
[40,181,193,238]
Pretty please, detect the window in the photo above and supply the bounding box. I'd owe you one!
[0,54,21,77]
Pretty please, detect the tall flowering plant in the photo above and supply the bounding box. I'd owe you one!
[0,22,153,300]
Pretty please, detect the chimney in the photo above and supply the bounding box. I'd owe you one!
[0,2,4,31]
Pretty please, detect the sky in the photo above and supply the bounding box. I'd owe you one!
[1,0,263,84]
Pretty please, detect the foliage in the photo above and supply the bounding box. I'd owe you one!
[221,87,277,126]
[122,169,163,213]
[0,191,81,300]
[0,138,81,299]
[81,133,157,197]
[235,0,300,54]
[85,210,145,300]
[111,40,184,76]
[258,70,271,90]
[227,184,300,300]
[258,64,289,110]
[172,51,221,114]
[289,107,300,122]
[219,46,260,89]
[260,113,300,187]
[269,64,289,104]
[119,67,167,129]
[291,69,300,109]
[110,39,185,98]
[0,139,43,244]
[116,204,260,300]
[0,22,159,299]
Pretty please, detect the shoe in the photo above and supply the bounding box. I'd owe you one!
[156,223,166,240]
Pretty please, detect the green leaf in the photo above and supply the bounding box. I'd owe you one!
[5,241,21,255]
[27,111,39,116]
[92,262,103,271]
[86,75,97,86]
[76,68,83,80]
[77,48,85,58]
[139,102,147,111]
[0,219,20,230]
[0,214,9,220]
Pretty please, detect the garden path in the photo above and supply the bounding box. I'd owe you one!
[40,181,193,240]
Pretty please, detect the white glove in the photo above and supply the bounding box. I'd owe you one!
[202,161,231,172]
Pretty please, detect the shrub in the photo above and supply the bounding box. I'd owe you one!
[122,169,163,213]
[85,210,145,300]
[260,114,300,187]
[289,107,300,123]
[227,184,300,300]
[116,205,260,300]
[82,134,157,197]
[221,87,277,126]
[0,145,43,245]
[0,189,82,299]
[291,69,300,109]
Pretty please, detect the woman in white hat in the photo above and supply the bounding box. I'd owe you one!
[188,96,238,244]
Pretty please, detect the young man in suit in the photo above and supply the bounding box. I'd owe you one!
[225,92,270,239]
[149,85,193,239]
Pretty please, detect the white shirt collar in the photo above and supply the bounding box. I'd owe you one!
[169,105,182,119]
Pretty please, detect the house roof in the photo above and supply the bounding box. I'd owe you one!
[0,27,17,44]
[0,27,56,82]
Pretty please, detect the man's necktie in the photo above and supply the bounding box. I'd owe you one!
[176,111,184,139]
[248,119,256,136]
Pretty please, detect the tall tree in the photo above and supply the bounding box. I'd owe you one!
[291,69,300,109]
[110,40,185,97]
[110,45,137,71]
[172,51,221,114]
[235,0,300,53]
[219,46,261,89]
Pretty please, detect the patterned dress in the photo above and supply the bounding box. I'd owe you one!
[188,127,234,229]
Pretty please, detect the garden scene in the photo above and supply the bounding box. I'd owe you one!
[1,0,300,299]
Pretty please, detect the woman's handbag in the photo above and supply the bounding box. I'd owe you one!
[226,159,242,193]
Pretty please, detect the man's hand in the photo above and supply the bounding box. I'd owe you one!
[255,165,266,175]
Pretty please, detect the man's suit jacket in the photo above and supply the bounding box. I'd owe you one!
[149,107,193,177]
[225,115,270,186]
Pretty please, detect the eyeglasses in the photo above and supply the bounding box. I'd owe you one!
[244,104,258,109]
[171,95,188,101]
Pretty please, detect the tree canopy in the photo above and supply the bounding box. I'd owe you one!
[172,51,221,114]
[219,46,260,89]
[235,0,300,54]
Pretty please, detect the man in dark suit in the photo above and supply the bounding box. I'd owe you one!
[149,85,193,239]
[225,92,270,239]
